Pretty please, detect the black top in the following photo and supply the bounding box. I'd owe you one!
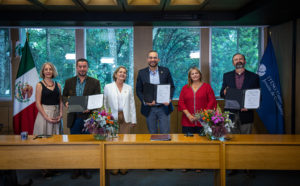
[41,81,60,105]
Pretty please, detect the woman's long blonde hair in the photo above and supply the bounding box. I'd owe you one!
[187,67,202,87]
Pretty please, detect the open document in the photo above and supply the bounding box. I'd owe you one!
[243,89,261,109]
[225,88,260,110]
[156,84,170,103]
[143,83,171,104]
[68,94,103,113]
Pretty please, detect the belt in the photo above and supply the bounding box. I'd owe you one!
[152,104,164,107]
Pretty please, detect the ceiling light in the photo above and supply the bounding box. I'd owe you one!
[127,0,160,6]
[170,0,205,6]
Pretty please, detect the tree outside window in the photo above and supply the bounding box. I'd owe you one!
[21,28,76,89]
[86,28,134,91]
[0,28,11,99]
[153,27,201,99]
[210,27,261,97]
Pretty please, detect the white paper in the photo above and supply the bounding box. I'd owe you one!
[244,89,261,109]
[62,135,68,142]
[87,94,103,110]
[156,84,170,103]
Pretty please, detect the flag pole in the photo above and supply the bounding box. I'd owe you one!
[26,32,29,42]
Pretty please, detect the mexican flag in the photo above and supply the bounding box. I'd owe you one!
[13,40,39,134]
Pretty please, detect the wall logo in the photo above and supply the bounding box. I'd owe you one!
[15,81,33,103]
[257,64,266,77]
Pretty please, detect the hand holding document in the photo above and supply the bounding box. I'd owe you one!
[156,84,170,103]
[68,94,103,113]
[87,94,103,110]
[225,88,260,110]
[244,89,261,109]
[143,83,171,104]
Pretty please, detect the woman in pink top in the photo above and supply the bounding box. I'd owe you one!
[178,67,217,134]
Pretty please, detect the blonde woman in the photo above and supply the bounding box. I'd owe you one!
[33,62,63,136]
[104,66,136,175]
[33,62,63,178]
[178,67,217,172]
[178,67,217,134]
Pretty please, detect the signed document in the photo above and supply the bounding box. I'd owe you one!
[156,84,170,103]
[244,89,261,109]
[68,94,103,113]
[87,94,103,110]
[225,88,260,110]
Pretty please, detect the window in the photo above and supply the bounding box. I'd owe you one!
[153,27,201,99]
[21,28,76,88]
[210,27,261,97]
[85,28,134,91]
[0,28,11,99]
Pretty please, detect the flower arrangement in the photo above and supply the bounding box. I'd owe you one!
[83,107,119,140]
[195,106,234,141]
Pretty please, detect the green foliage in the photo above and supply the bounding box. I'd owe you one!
[153,28,200,98]
[22,28,133,92]
[153,27,260,98]
[23,28,76,88]
[17,27,260,99]
[0,28,11,97]
[86,28,133,92]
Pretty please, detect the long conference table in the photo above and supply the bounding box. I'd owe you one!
[1,134,300,186]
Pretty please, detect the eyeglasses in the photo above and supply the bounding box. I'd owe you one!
[148,56,158,59]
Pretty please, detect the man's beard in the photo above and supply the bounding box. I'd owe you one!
[78,71,87,77]
[149,61,158,67]
[235,62,245,69]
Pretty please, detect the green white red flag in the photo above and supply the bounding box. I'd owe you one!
[13,39,39,134]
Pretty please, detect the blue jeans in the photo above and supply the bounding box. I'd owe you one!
[70,117,90,134]
[146,106,170,134]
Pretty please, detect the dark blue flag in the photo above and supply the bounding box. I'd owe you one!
[257,36,284,134]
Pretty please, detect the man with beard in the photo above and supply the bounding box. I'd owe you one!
[220,53,260,135]
[220,53,260,177]
[136,50,175,134]
[62,58,100,179]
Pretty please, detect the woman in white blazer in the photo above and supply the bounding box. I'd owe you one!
[104,66,137,134]
[104,66,137,175]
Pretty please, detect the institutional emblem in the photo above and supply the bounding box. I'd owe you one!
[15,81,33,103]
[257,64,266,77]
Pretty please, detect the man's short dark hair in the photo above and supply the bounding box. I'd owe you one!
[76,58,89,66]
[147,50,158,57]
[232,53,246,62]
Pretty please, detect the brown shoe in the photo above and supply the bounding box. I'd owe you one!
[120,169,128,175]
[110,169,119,175]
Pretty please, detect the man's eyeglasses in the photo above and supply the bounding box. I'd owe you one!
[148,57,158,59]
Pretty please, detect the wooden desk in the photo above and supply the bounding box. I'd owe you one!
[104,134,222,186]
[0,135,103,184]
[223,134,300,185]
[1,134,300,186]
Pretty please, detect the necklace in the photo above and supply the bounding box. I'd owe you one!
[43,80,54,87]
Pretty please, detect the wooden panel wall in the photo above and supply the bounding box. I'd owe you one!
[296,19,300,134]
[270,22,293,134]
